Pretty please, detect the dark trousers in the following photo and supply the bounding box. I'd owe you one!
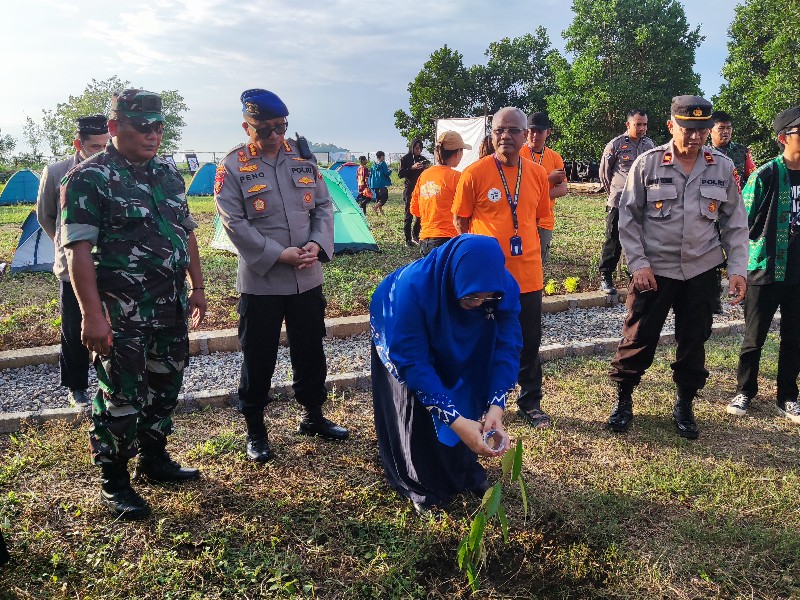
[60,280,90,390]
[517,290,543,410]
[609,269,721,389]
[237,287,328,414]
[419,237,451,256]
[403,189,421,243]
[736,282,800,401]
[599,206,622,274]
[0,530,8,566]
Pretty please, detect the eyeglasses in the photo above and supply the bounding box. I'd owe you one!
[492,127,525,136]
[247,121,288,138]
[460,295,502,304]
[121,120,164,135]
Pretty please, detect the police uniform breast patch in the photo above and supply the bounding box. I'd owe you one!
[247,184,267,193]
[709,202,717,212]
[487,188,502,202]
[239,164,258,172]
[297,176,314,185]
[253,198,266,212]
[303,192,312,204]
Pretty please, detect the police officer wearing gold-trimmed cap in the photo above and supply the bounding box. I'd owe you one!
[215,89,347,463]
[606,95,749,440]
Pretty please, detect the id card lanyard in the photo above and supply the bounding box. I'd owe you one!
[493,154,522,234]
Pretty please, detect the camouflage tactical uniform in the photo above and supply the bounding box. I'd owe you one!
[61,143,197,465]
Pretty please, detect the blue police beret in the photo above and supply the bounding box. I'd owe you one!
[240,89,289,120]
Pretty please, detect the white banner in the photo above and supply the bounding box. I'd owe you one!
[435,117,488,172]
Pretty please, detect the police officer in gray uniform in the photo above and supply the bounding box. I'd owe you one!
[36,115,109,406]
[598,109,655,294]
[606,95,749,439]
[215,89,348,463]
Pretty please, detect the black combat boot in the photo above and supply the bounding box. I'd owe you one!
[600,272,617,295]
[100,461,151,520]
[673,385,700,440]
[243,410,272,463]
[134,450,200,483]
[606,381,635,432]
[298,408,349,441]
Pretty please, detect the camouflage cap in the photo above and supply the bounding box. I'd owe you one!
[670,95,713,129]
[110,89,164,125]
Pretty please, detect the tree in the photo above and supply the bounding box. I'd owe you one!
[548,0,703,159]
[714,0,800,163]
[470,28,558,116]
[22,116,45,162]
[41,76,189,155]
[0,129,15,166]
[394,45,476,149]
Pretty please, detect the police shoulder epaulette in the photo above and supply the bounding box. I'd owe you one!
[224,142,247,158]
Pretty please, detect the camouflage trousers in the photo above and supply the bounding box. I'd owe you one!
[89,322,188,465]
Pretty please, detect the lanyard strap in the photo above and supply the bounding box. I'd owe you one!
[493,154,522,233]
[528,145,544,165]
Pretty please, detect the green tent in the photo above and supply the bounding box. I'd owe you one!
[210,169,378,254]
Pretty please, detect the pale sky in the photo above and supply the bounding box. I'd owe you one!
[1,0,736,159]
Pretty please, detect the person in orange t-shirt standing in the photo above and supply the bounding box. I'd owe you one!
[453,107,553,428]
[410,130,471,256]
[520,112,567,266]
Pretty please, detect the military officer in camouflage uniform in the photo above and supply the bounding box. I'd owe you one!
[598,109,655,294]
[215,88,348,464]
[606,95,749,439]
[36,115,109,406]
[710,110,757,186]
[62,89,207,520]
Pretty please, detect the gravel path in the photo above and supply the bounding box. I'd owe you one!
[0,302,751,414]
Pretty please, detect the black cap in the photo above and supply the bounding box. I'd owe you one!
[527,111,552,130]
[774,107,800,134]
[670,95,713,129]
[76,114,108,135]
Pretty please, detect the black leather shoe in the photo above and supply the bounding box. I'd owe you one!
[471,479,492,498]
[100,463,151,520]
[600,272,617,295]
[134,452,200,483]
[68,389,91,407]
[673,387,699,440]
[298,415,349,441]
[246,435,273,462]
[607,382,634,432]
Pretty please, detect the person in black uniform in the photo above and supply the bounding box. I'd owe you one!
[399,138,430,246]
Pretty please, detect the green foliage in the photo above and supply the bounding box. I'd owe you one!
[714,0,800,163]
[394,45,476,150]
[548,0,703,159]
[41,76,189,155]
[470,29,558,116]
[563,276,580,293]
[0,128,15,165]
[458,439,528,592]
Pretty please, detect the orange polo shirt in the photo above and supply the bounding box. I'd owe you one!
[453,155,551,293]
[520,144,564,231]
[410,165,460,239]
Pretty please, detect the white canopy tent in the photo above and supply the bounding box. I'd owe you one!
[435,117,488,172]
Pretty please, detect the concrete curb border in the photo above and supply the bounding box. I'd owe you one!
[0,313,747,435]
[0,289,628,370]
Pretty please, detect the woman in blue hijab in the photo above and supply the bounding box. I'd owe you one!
[370,234,522,512]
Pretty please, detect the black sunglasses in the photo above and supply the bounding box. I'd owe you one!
[247,121,288,138]
[122,120,164,135]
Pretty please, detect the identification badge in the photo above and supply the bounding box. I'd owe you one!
[510,235,522,256]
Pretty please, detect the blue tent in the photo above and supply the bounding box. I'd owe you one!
[186,162,216,195]
[10,210,54,273]
[334,162,360,199]
[0,169,40,205]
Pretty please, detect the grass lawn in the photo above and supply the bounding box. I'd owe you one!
[1,335,798,598]
[0,191,610,351]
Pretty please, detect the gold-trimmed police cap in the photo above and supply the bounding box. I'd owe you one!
[241,89,289,120]
[670,95,713,129]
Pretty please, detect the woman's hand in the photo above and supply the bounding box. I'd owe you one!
[450,416,504,457]
[482,405,510,456]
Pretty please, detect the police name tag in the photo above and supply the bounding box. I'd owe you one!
[510,235,522,256]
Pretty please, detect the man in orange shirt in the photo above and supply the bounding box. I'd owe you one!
[453,107,553,428]
[410,130,471,256]
[520,112,567,265]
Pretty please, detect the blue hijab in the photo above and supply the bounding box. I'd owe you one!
[370,234,522,445]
